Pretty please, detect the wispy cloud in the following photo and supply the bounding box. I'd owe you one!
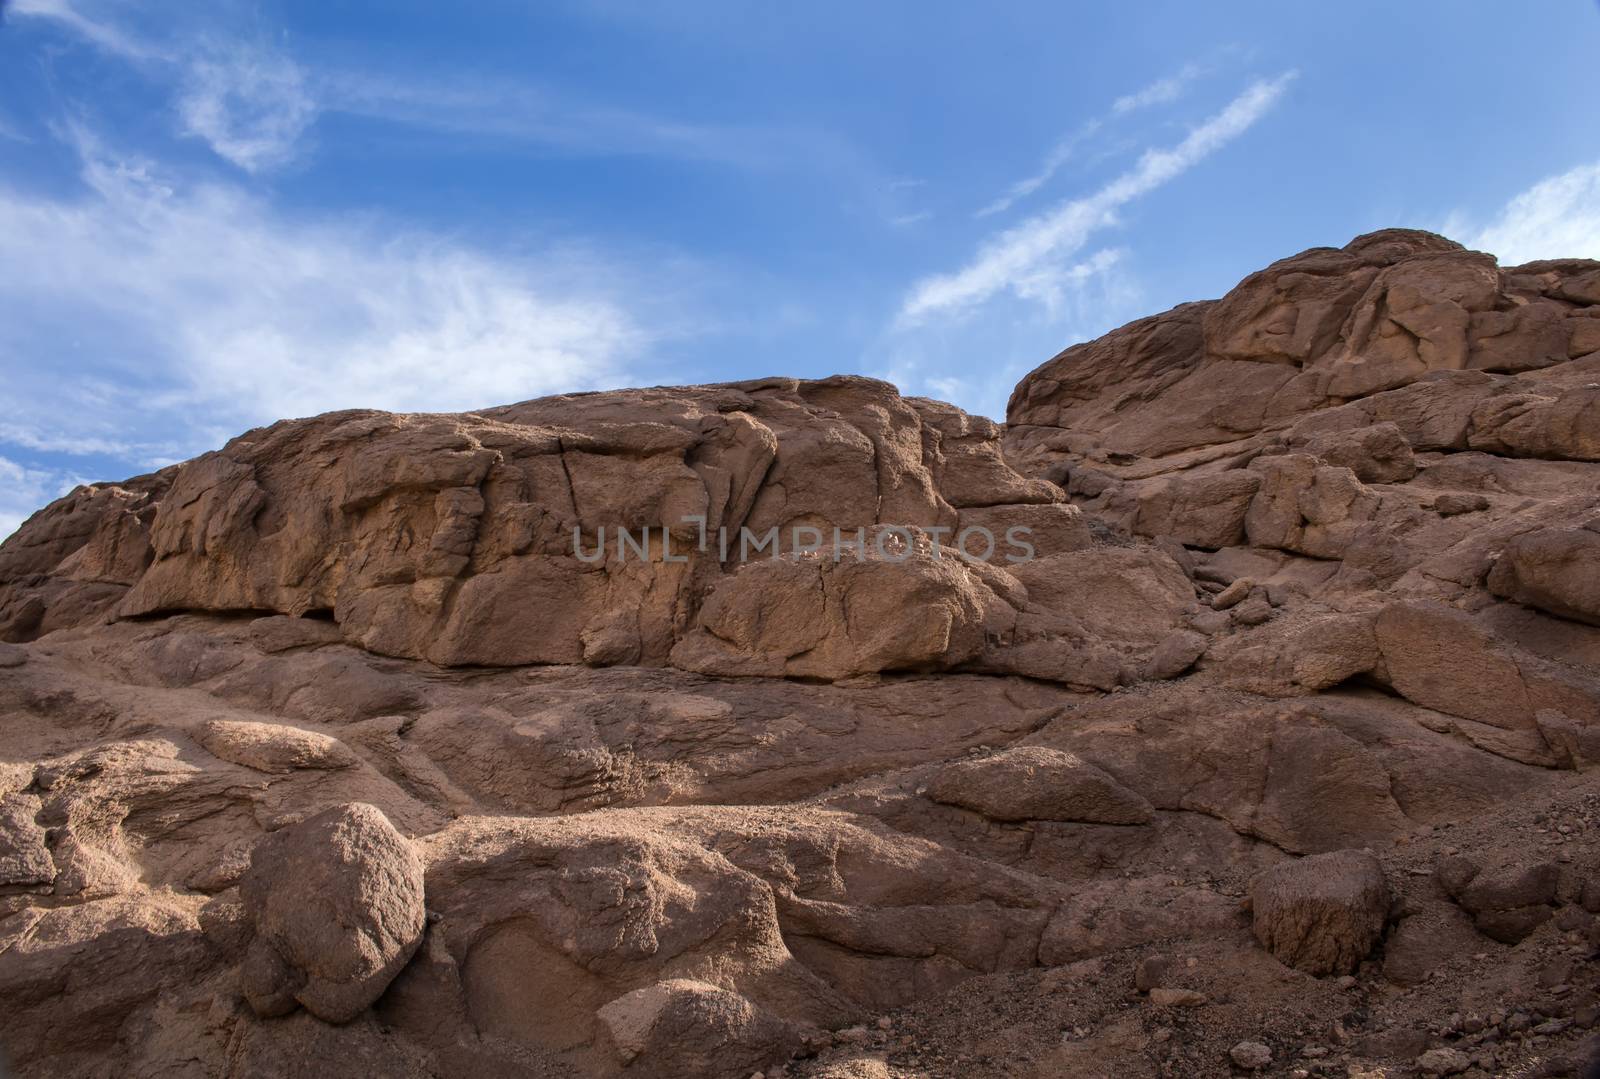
[0,106,28,142]
[903,72,1295,326]
[1111,62,1208,114]
[318,70,788,167]
[977,119,1103,219]
[1461,160,1600,265]
[13,0,844,175]
[176,41,317,172]
[875,246,1137,420]
[11,0,159,61]
[0,455,66,542]
[14,0,316,171]
[0,129,662,460]
[977,60,1216,219]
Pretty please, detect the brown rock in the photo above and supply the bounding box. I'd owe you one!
[4,229,1600,1077]
[1251,850,1390,975]
[195,719,359,775]
[597,979,802,1079]
[926,747,1154,824]
[239,802,426,1023]
[1213,577,1255,610]
[1133,471,1262,549]
[1293,422,1418,484]
[1147,987,1208,1008]
[1489,526,1600,626]
[1433,492,1490,517]
[1144,630,1208,680]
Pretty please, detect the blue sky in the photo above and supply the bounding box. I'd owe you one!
[3,1,1600,538]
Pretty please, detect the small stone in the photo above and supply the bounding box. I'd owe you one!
[1554,907,1592,932]
[1230,1041,1273,1070]
[1212,577,1254,610]
[1433,493,1490,517]
[1335,975,1358,990]
[1232,595,1275,626]
[1134,956,1170,992]
[1148,987,1207,1008]
[1415,1047,1471,1076]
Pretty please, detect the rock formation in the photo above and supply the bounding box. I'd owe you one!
[2,228,1600,1077]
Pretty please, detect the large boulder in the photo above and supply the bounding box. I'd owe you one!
[1133,471,1262,549]
[597,979,803,1079]
[668,540,990,680]
[1250,849,1390,975]
[1373,601,1600,730]
[1290,421,1417,483]
[239,802,426,1023]
[1435,855,1560,944]
[0,379,1016,657]
[1488,524,1600,625]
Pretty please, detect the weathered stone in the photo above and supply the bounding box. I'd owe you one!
[926,747,1153,824]
[240,803,426,1023]
[1229,1040,1273,1070]
[1134,471,1262,549]
[1144,630,1208,680]
[1489,526,1600,626]
[196,719,358,775]
[1250,850,1389,975]
[1293,422,1417,484]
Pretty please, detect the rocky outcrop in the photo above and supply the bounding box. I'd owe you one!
[0,377,1197,691]
[5,229,1600,1078]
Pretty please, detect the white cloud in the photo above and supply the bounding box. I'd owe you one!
[1112,62,1207,114]
[1465,160,1600,265]
[14,0,316,171]
[876,246,1139,421]
[12,1,827,176]
[176,42,318,172]
[11,0,159,61]
[0,455,61,542]
[977,119,1102,219]
[904,72,1295,326]
[0,133,658,454]
[978,60,1217,219]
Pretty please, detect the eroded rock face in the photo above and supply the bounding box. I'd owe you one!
[0,377,1206,691]
[3,229,1600,1078]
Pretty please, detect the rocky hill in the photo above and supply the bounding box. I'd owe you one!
[2,229,1599,1078]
